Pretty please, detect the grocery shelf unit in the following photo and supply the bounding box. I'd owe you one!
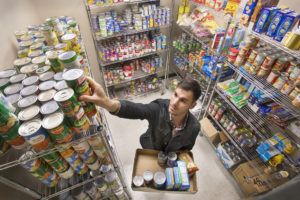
[186,0,300,197]
[84,0,174,99]
[0,23,131,200]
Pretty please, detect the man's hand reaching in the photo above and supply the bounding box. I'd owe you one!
[79,77,120,113]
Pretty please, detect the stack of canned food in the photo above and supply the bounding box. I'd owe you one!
[99,31,167,63]
[87,0,137,6]
[93,4,170,38]
[104,56,163,85]
[232,35,300,107]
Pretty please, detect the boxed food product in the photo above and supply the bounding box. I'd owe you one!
[173,167,182,190]
[165,168,174,190]
[250,0,280,23]
[274,12,300,42]
[240,0,259,26]
[177,161,190,191]
[253,7,280,33]
[265,9,292,37]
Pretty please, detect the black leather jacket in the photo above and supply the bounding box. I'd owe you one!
[114,99,200,152]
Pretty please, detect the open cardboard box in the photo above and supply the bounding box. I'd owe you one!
[131,149,198,194]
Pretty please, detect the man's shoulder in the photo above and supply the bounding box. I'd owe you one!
[151,98,170,106]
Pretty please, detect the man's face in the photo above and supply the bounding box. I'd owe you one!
[169,87,196,116]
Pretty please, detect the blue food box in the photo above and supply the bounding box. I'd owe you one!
[173,167,182,190]
[254,7,280,33]
[165,168,174,190]
[266,9,292,37]
[274,12,300,42]
[176,161,190,191]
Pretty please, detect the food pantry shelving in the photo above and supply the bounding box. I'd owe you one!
[84,0,173,99]
[0,17,131,200]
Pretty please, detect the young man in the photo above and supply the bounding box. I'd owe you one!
[80,77,201,152]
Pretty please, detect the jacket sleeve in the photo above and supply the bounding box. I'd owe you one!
[112,100,161,120]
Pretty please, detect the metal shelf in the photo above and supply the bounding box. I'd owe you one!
[225,60,300,118]
[95,24,171,41]
[0,125,100,171]
[105,69,164,87]
[250,31,300,59]
[89,0,158,11]
[111,87,161,100]
[100,48,168,67]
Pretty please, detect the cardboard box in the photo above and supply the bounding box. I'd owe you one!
[200,117,222,144]
[232,158,287,196]
[131,149,198,194]
[216,143,241,169]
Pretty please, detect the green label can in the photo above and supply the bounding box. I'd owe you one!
[54,88,81,116]
[42,152,61,162]
[48,156,69,173]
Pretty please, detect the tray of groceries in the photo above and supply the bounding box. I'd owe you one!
[131,149,198,194]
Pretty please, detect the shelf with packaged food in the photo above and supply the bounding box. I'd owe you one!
[225,60,300,118]
[250,31,300,60]
[105,69,165,87]
[100,48,168,67]
[0,125,101,171]
[109,86,161,100]
[95,24,171,41]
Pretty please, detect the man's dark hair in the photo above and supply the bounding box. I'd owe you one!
[177,79,201,102]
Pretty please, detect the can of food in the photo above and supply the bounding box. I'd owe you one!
[19,40,33,50]
[0,119,26,149]
[22,76,39,86]
[94,178,111,198]
[39,71,55,82]
[32,55,47,67]
[281,81,295,95]
[6,93,22,114]
[36,65,51,76]
[58,165,74,179]
[143,170,153,185]
[58,51,80,69]
[167,152,177,167]
[0,78,10,93]
[157,151,167,166]
[0,136,10,155]
[290,66,300,81]
[72,141,90,154]
[262,54,277,68]
[59,146,87,174]
[46,50,64,72]
[20,151,51,176]
[4,83,23,96]
[18,105,40,121]
[42,112,72,143]
[38,89,56,104]
[257,66,270,77]
[0,69,17,79]
[88,136,107,159]
[9,73,27,84]
[62,69,89,94]
[55,43,67,51]
[54,88,80,116]
[249,64,260,74]
[55,80,68,91]
[18,119,52,150]
[247,49,259,63]
[15,30,26,42]
[153,171,166,189]
[133,175,144,187]
[273,76,288,90]
[28,49,44,58]
[61,34,81,54]
[30,42,44,51]
[54,72,63,81]
[85,182,101,200]
[20,64,39,76]
[77,146,98,164]
[47,155,69,173]
[289,84,300,99]
[267,70,280,84]
[40,100,60,116]
[20,85,39,97]
[42,152,61,162]
[39,80,56,92]
[292,94,300,107]
[105,172,121,192]
[17,95,38,109]
[253,52,266,66]
[273,57,289,71]
[234,55,245,67]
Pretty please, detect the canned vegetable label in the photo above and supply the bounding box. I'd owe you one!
[42,152,61,162]
[54,88,81,115]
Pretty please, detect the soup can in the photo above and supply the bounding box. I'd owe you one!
[46,50,64,72]
[32,55,47,67]
[39,80,56,91]
[18,105,40,122]
[153,171,166,189]
[167,152,177,167]
[38,89,56,104]
[39,71,55,82]
[22,76,39,86]
[36,66,51,76]
[9,74,27,84]
[42,112,73,143]
[20,64,39,76]
[20,84,39,97]
[54,88,80,116]
[40,100,60,116]
[18,119,52,150]
[0,69,17,79]
[4,83,23,96]
[18,95,39,109]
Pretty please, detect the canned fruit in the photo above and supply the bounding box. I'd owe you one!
[46,50,64,72]
[0,121,26,148]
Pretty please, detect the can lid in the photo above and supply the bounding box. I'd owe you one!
[6,93,22,105]
[167,152,177,160]
[20,85,38,96]
[0,78,9,87]
[143,170,153,181]
[62,69,84,81]
[40,100,59,115]
[46,50,60,59]
[153,171,166,184]
[133,175,144,187]
[36,65,51,75]
[39,80,56,91]
[19,40,33,47]
[30,42,43,50]
[15,30,26,36]
[105,172,117,182]
[9,74,27,84]
[22,76,39,86]
[18,118,43,136]
[20,64,39,74]
[28,50,43,58]
[40,71,55,82]
[55,43,67,49]
[54,88,74,102]
[0,69,17,78]
[18,95,38,108]
[58,51,77,64]
[55,80,68,91]
[13,57,31,67]
[61,33,76,41]
[18,105,40,121]
[4,83,23,95]
[20,35,32,41]
[42,112,64,130]
[38,89,56,102]
[54,72,63,81]
[32,55,47,64]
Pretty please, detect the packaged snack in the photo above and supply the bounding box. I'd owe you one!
[266,9,292,37]
[240,0,259,26]
[274,12,300,42]
[226,85,247,97]
[253,7,280,33]
[177,161,190,191]
[173,167,182,190]
[231,92,250,105]
[217,79,239,91]
[178,152,199,174]
[224,0,241,17]
[165,168,174,190]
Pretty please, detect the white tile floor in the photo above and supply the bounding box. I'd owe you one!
[105,89,244,200]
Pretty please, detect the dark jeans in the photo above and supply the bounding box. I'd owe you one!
[139,133,153,149]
